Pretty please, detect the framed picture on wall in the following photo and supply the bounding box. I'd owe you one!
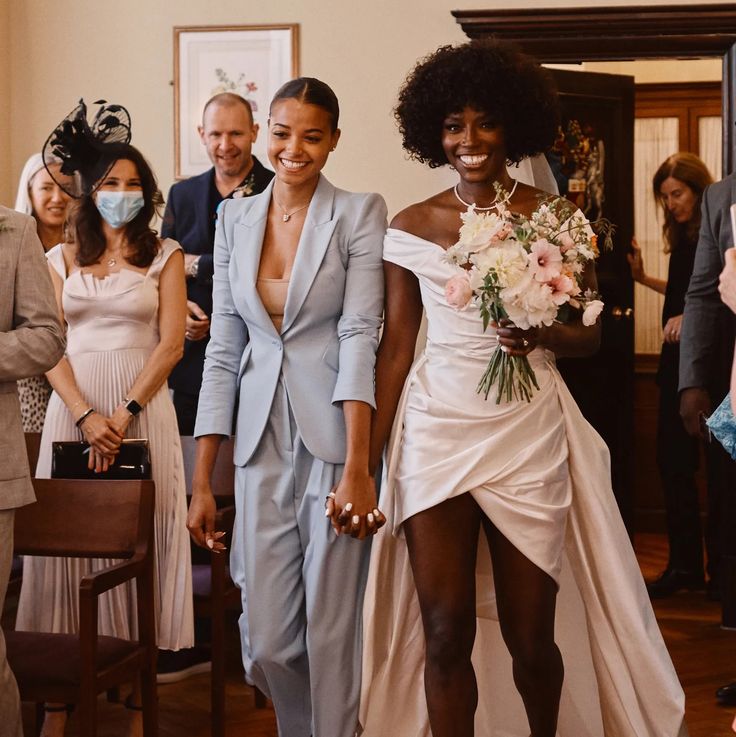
[174,24,299,179]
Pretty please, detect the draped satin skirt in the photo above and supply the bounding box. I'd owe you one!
[360,346,687,737]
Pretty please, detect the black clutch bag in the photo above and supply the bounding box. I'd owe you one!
[51,439,152,480]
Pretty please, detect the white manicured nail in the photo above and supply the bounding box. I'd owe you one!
[344,503,353,512]
[325,508,331,517]
[367,513,375,524]
[352,515,360,526]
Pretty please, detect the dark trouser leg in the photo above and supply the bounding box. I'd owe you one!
[172,390,200,436]
[656,367,702,575]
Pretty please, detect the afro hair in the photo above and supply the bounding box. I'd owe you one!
[395,39,560,168]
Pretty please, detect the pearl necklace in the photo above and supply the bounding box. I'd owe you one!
[453,179,518,211]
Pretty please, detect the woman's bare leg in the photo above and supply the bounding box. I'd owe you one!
[481,517,563,737]
[404,494,482,737]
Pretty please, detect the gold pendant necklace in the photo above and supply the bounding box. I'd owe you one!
[274,198,311,222]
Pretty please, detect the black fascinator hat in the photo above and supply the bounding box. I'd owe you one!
[42,99,132,198]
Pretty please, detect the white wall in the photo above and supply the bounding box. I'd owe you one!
[4,0,734,216]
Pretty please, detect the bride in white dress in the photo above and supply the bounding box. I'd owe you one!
[360,40,688,737]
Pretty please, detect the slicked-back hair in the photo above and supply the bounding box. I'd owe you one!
[270,77,340,132]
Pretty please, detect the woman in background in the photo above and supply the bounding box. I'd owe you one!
[17,101,193,737]
[628,152,714,598]
[14,152,73,431]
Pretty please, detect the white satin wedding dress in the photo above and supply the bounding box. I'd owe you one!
[359,228,688,737]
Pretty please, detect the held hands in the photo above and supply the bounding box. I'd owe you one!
[186,483,227,553]
[326,468,386,540]
[663,314,683,344]
[185,300,210,342]
[627,237,645,282]
[492,318,541,357]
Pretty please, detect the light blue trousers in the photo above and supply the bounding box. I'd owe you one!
[230,379,371,737]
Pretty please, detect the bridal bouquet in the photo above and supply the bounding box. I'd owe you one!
[443,183,611,403]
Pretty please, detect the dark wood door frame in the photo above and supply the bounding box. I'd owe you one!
[452,4,736,174]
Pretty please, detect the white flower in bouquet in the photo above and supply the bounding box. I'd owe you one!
[470,245,527,291]
[501,272,558,330]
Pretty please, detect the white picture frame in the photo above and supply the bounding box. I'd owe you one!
[174,24,299,179]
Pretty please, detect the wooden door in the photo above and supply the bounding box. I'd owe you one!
[546,68,636,530]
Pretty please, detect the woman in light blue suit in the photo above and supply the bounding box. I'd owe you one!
[187,78,387,737]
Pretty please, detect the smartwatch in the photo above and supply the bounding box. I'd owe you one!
[123,397,143,416]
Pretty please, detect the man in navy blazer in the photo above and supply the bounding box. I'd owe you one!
[163,92,274,434]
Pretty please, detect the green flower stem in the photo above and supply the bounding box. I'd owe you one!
[477,345,540,404]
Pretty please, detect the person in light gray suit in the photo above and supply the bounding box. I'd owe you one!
[679,172,736,609]
[187,78,386,737]
[0,206,65,736]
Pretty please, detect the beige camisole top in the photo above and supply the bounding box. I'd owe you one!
[257,277,290,331]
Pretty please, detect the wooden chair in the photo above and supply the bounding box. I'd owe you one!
[180,435,266,737]
[6,433,44,600]
[6,478,157,737]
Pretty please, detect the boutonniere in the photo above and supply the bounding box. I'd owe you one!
[232,173,256,199]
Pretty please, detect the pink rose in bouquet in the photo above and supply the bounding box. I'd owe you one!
[445,273,473,310]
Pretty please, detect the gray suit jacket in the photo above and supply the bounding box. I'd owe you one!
[679,174,736,392]
[194,175,386,466]
[0,207,65,510]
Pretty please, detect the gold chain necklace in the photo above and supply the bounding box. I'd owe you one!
[273,197,311,223]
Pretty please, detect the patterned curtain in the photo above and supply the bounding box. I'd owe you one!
[633,117,679,354]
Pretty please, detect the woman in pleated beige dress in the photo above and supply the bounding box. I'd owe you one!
[16,131,193,736]
[360,40,688,737]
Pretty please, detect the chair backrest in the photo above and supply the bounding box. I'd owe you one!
[24,432,42,474]
[13,478,155,559]
[179,436,235,498]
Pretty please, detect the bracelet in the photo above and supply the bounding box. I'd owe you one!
[75,408,95,428]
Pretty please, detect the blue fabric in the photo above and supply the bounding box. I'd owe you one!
[707,393,736,459]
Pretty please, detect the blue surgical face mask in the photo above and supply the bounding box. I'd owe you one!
[94,190,145,229]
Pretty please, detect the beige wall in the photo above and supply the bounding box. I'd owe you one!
[3,0,734,216]
[0,0,11,207]
[551,58,722,83]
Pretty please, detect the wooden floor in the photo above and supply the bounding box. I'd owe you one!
[13,533,736,736]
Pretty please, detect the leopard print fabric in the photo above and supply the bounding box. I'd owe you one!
[17,375,52,433]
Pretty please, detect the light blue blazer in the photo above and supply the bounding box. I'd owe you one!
[194,175,387,466]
